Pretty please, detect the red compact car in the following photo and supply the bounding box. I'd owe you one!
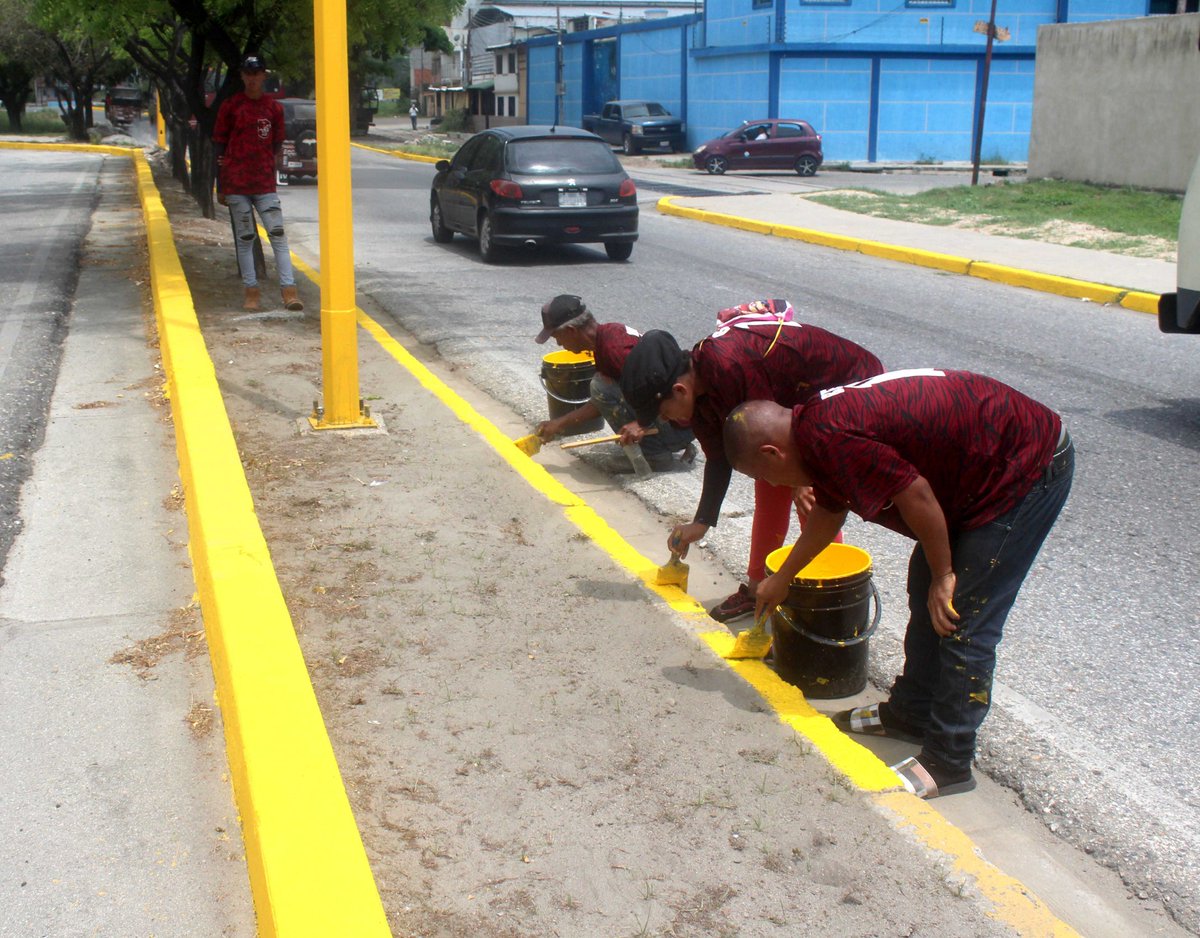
[692,119,823,176]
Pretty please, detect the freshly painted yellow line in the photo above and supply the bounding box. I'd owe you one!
[2,141,391,937]
[875,792,1082,937]
[328,275,1074,935]
[352,141,442,163]
[657,195,1162,314]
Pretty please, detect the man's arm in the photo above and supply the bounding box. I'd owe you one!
[754,504,846,620]
[891,476,960,636]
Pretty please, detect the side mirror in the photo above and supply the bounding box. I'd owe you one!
[435,159,450,172]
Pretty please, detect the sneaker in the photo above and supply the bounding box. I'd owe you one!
[709,584,755,623]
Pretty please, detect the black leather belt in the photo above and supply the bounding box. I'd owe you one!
[1045,427,1072,482]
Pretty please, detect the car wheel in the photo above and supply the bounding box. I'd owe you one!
[622,134,640,156]
[478,212,500,263]
[605,241,633,261]
[430,197,454,243]
[704,155,729,175]
[794,155,819,177]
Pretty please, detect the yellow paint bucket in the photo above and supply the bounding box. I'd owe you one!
[540,350,603,435]
[765,543,880,699]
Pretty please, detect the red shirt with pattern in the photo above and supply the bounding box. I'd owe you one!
[793,368,1061,534]
[213,92,284,195]
[593,322,640,381]
[689,320,883,525]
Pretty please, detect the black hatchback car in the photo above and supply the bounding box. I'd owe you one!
[429,126,638,262]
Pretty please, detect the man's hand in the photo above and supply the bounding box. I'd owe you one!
[619,420,646,446]
[754,572,789,624]
[928,571,960,637]
[536,418,565,442]
[792,486,815,521]
[668,522,709,558]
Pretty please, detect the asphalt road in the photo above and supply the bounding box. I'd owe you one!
[0,149,99,586]
[276,147,1200,913]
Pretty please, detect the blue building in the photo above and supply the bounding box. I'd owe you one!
[524,0,1162,163]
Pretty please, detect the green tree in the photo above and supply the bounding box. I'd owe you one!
[0,0,49,131]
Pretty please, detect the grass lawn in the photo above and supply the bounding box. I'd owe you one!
[0,109,68,135]
[806,179,1182,259]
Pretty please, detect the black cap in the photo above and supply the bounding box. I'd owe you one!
[240,54,266,73]
[620,330,690,426]
[535,294,586,344]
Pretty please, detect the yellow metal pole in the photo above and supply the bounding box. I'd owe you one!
[155,92,166,149]
[311,0,375,428]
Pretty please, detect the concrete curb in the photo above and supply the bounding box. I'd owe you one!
[657,196,1163,316]
[0,142,392,937]
[352,141,442,163]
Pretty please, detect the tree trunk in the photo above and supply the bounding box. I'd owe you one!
[169,121,190,187]
[187,125,215,219]
[3,102,23,132]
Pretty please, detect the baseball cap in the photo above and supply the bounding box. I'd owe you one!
[534,294,586,344]
[620,330,690,426]
[240,54,266,73]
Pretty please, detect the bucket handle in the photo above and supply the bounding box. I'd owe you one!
[540,374,592,407]
[773,582,881,648]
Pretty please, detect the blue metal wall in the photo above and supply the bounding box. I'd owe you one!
[521,0,1145,161]
[778,56,871,161]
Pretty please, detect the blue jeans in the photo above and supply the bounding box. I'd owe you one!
[590,375,693,461]
[226,193,295,289]
[888,440,1074,772]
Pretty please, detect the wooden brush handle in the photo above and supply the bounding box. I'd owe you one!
[559,428,659,450]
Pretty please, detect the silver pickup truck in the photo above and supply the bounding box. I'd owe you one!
[1159,151,1199,334]
[582,100,686,155]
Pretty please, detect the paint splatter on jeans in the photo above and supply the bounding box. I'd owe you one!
[889,442,1074,772]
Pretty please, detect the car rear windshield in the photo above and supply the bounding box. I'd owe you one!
[287,104,317,122]
[506,139,622,175]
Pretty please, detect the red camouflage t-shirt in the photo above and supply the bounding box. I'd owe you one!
[793,368,1061,533]
[213,92,284,195]
[593,322,640,380]
[690,320,883,460]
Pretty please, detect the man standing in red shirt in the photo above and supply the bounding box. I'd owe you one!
[533,294,694,472]
[723,369,1074,798]
[213,54,304,313]
[620,303,883,622]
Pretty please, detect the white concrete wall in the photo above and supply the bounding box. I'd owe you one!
[1028,14,1200,192]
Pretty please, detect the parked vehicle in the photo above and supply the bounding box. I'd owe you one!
[429,125,638,263]
[277,98,318,182]
[693,119,823,176]
[582,100,686,155]
[1159,149,1200,335]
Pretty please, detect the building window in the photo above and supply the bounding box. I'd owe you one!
[508,96,516,116]
[508,53,516,73]
[752,0,770,7]
[496,97,505,116]
[495,53,504,73]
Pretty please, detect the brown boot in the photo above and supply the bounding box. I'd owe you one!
[243,286,260,311]
[281,285,304,311]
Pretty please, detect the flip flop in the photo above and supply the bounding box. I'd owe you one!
[891,756,977,799]
[831,702,925,745]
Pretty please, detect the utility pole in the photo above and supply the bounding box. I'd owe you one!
[555,4,564,126]
[970,0,999,186]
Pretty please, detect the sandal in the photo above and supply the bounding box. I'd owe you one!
[831,702,925,744]
[891,755,976,799]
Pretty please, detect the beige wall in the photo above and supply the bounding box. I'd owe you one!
[1029,14,1200,192]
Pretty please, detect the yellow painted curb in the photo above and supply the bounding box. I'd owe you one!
[874,792,1081,937]
[3,140,391,936]
[656,196,1161,314]
[352,141,442,163]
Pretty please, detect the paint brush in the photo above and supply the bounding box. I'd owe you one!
[724,608,773,660]
[654,546,689,592]
[513,433,543,456]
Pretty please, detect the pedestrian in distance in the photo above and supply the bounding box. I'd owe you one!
[409,102,419,130]
[620,300,883,623]
[535,294,695,473]
[212,53,304,313]
[722,369,1074,798]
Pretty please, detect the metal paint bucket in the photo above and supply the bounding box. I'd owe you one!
[540,350,603,435]
[765,543,881,699]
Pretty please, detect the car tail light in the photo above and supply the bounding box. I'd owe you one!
[618,178,636,198]
[490,179,523,199]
